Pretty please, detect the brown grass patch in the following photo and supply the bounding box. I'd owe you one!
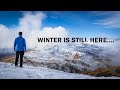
[0,56,15,63]
[84,66,120,77]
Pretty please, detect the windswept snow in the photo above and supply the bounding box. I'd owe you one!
[0,62,120,79]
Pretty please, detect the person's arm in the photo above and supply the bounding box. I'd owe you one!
[14,38,16,51]
[24,39,26,51]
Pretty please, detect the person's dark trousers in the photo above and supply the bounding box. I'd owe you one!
[15,51,24,67]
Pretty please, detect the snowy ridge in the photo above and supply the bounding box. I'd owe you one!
[24,43,114,74]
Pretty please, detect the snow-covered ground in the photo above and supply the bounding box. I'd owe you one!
[0,62,120,79]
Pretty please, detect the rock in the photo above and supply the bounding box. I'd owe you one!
[115,67,120,73]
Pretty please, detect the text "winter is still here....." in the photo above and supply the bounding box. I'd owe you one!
[37,37,115,43]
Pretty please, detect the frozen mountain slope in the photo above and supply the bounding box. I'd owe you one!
[24,43,115,73]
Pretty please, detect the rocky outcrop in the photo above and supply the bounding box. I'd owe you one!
[24,59,90,73]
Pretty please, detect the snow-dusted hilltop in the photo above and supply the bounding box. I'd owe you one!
[24,42,117,74]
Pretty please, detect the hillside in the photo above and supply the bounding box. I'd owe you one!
[0,40,120,79]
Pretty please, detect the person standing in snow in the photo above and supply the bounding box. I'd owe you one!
[14,32,26,67]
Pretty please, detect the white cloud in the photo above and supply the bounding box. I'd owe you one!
[93,11,120,28]
[19,11,46,31]
[90,11,115,16]
[0,11,68,49]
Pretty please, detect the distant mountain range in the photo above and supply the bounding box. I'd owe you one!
[0,48,15,59]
